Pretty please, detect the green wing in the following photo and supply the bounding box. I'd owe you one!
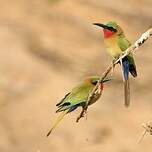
[117,35,133,59]
[117,34,137,77]
[56,83,93,112]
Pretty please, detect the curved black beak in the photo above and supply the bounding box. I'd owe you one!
[93,23,117,32]
[102,78,112,83]
[93,23,107,28]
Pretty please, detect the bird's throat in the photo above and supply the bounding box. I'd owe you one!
[103,29,115,38]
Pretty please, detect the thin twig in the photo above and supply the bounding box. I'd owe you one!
[76,28,152,122]
[138,121,152,143]
[138,130,147,143]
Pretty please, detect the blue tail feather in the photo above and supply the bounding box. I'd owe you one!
[67,105,78,113]
[122,59,129,81]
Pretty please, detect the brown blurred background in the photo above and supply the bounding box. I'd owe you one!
[0,0,152,152]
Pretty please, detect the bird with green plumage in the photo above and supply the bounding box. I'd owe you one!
[46,76,111,136]
[93,21,137,107]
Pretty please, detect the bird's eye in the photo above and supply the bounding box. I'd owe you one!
[92,81,98,85]
[107,26,117,32]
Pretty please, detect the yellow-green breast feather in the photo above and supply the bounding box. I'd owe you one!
[104,34,122,58]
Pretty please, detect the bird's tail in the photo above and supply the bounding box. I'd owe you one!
[121,58,130,107]
[46,109,68,137]
[124,79,130,107]
[129,63,137,77]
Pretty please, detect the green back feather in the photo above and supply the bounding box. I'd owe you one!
[56,76,100,112]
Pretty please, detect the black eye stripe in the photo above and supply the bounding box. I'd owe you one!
[107,26,117,32]
[92,81,98,85]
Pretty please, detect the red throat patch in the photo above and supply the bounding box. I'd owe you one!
[103,29,115,38]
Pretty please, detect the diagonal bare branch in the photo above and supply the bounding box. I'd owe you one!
[76,28,152,122]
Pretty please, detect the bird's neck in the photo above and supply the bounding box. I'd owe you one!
[103,34,122,58]
[103,29,115,38]
[104,34,118,46]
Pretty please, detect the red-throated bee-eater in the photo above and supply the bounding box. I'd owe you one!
[93,21,137,107]
[46,76,111,136]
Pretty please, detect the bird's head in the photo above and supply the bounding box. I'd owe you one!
[93,21,123,38]
[86,76,111,90]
